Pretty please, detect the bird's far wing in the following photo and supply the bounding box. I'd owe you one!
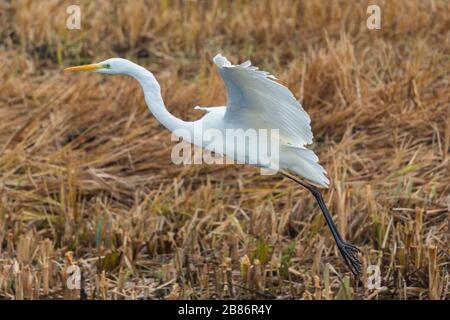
[213,54,313,147]
[194,106,227,113]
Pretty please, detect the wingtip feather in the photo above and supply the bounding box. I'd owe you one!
[213,54,232,68]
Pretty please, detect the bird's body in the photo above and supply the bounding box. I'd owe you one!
[65,54,361,276]
[114,55,329,186]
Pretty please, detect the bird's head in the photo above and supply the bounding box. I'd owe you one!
[64,58,135,75]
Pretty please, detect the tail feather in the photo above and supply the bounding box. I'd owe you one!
[281,147,329,187]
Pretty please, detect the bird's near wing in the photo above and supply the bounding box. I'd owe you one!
[214,54,313,148]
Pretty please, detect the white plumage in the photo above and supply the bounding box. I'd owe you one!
[64,54,361,276]
[64,54,329,187]
[211,54,329,187]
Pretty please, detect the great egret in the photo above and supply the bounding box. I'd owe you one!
[64,55,361,276]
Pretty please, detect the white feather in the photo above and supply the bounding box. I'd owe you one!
[213,54,329,187]
[214,54,313,148]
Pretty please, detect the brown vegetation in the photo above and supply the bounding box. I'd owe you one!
[0,0,448,299]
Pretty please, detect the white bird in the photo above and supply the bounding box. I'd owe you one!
[65,54,361,276]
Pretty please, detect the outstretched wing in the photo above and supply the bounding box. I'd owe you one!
[214,54,313,148]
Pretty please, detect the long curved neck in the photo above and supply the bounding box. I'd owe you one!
[129,64,194,135]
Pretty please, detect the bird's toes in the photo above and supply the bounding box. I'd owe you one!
[339,242,362,276]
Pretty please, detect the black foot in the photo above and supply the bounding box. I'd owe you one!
[337,241,362,277]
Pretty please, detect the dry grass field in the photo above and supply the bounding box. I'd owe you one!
[0,0,449,300]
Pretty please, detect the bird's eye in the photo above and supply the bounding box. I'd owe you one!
[104,64,111,69]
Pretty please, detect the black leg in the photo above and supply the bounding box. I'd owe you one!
[282,173,362,277]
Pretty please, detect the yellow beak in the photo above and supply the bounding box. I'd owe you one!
[64,64,101,72]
